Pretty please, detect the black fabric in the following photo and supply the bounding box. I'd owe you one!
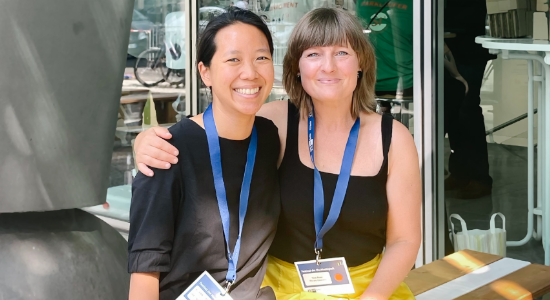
[444,64,493,186]
[269,102,393,267]
[128,117,280,300]
[444,0,496,65]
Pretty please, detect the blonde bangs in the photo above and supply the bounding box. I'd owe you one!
[293,14,349,53]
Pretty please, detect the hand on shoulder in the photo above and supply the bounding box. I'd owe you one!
[134,127,179,176]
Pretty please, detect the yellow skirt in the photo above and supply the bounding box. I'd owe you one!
[261,255,415,300]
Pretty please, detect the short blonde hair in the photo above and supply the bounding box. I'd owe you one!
[282,8,377,118]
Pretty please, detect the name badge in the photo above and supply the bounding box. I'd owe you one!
[294,257,355,295]
[177,271,233,300]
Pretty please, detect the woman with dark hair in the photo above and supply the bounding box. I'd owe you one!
[133,8,420,300]
[127,9,279,300]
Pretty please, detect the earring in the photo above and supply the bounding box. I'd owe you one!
[357,71,363,79]
[297,74,301,79]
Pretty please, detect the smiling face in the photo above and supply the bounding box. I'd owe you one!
[198,22,274,117]
[298,43,360,106]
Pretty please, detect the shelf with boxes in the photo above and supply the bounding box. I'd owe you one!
[487,0,549,39]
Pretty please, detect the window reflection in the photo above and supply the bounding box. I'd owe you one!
[357,0,414,129]
[197,0,357,112]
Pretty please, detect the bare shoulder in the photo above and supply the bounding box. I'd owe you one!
[359,111,411,144]
[390,120,415,149]
[257,100,288,129]
[359,111,382,123]
[257,100,288,168]
[389,119,418,169]
[358,111,382,136]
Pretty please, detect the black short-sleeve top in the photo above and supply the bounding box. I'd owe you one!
[128,117,280,300]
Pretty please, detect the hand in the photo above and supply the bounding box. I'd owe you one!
[134,127,179,176]
[456,76,469,94]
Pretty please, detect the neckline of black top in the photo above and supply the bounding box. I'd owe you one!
[295,154,386,179]
[187,117,254,142]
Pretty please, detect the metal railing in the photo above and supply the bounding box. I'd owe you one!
[146,24,165,50]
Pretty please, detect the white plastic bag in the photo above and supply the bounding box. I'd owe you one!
[450,213,507,256]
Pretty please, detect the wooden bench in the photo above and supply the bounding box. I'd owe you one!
[405,250,550,299]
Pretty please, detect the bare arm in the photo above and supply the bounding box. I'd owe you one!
[256,100,288,167]
[129,272,160,300]
[134,100,289,176]
[444,43,469,94]
[360,121,421,300]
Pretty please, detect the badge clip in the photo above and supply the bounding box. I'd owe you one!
[315,248,322,265]
[221,280,234,296]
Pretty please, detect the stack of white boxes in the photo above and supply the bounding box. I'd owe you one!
[486,0,548,39]
[532,0,549,40]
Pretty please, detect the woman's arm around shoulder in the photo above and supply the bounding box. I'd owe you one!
[360,120,421,300]
[134,127,179,176]
[134,100,290,175]
[257,100,289,167]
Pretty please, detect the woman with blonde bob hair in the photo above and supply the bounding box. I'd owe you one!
[132,7,420,300]
[282,7,377,119]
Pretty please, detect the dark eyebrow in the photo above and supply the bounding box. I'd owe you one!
[224,48,270,56]
[224,50,241,55]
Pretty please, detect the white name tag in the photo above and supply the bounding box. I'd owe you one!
[176,271,233,300]
[294,257,355,295]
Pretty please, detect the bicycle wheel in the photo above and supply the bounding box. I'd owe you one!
[134,48,166,87]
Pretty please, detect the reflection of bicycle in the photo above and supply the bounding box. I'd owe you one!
[134,42,185,87]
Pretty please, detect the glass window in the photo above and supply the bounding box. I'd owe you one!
[91,1,189,223]
[357,0,414,133]
[439,0,549,266]
[197,0,414,121]
[197,0,319,113]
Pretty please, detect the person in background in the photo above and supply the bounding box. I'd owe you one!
[444,0,495,199]
[128,9,279,300]
[357,0,473,254]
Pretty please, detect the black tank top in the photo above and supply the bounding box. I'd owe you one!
[269,102,393,267]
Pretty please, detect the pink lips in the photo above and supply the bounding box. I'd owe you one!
[318,78,341,84]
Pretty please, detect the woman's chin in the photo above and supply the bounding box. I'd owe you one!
[235,100,264,116]
[311,94,349,105]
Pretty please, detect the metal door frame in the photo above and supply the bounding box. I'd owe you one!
[414,0,444,267]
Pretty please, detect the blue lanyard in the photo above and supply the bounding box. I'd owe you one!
[204,104,257,286]
[308,109,360,257]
